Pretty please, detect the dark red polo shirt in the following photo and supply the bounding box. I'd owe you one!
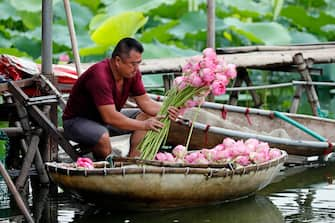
[62,59,146,122]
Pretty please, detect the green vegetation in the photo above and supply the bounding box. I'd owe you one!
[0,0,334,115]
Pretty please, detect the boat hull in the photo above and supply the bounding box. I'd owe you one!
[46,153,286,210]
[166,106,335,156]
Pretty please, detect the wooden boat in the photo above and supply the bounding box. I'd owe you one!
[45,152,287,211]
[148,95,335,157]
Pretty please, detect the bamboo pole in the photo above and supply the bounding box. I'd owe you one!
[206,0,215,48]
[63,0,82,75]
[290,85,303,114]
[0,163,34,223]
[217,42,335,54]
[293,53,320,116]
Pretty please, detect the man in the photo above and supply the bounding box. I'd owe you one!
[63,37,178,161]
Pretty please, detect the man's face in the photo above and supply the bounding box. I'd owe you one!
[117,50,142,78]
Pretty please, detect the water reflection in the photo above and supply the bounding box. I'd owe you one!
[67,195,283,223]
[1,163,335,222]
[263,163,335,223]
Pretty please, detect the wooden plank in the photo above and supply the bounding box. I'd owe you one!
[7,81,78,161]
[293,53,320,116]
[67,45,335,74]
[0,77,36,92]
[15,134,40,190]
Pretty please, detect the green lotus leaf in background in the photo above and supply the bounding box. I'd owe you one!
[17,11,41,30]
[289,31,320,44]
[53,1,93,30]
[79,44,110,56]
[142,41,199,59]
[220,0,273,18]
[140,20,178,43]
[12,36,41,59]
[9,0,61,12]
[0,1,20,20]
[272,0,284,20]
[224,18,291,45]
[74,0,101,13]
[169,11,207,39]
[0,48,30,58]
[0,33,12,48]
[281,5,335,36]
[103,0,177,17]
[169,11,226,39]
[89,14,109,33]
[91,11,148,46]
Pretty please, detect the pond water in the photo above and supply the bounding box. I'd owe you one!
[1,163,335,223]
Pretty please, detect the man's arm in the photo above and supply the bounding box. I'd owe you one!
[98,104,163,131]
[134,94,161,116]
[134,94,180,121]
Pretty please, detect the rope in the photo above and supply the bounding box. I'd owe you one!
[221,106,227,119]
[204,124,210,148]
[324,141,334,155]
[244,108,252,125]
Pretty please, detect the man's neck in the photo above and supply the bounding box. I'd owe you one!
[109,59,123,82]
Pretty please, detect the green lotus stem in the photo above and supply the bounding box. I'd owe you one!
[138,85,210,160]
[185,105,201,151]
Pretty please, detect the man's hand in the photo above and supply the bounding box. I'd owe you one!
[143,116,165,132]
[167,106,180,121]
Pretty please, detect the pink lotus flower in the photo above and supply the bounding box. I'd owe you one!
[189,72,204,87]
[225,64,237,79]
[201,68,216,83]
[214,149,233,162]
[245,138,260,152]
[256,142,270,152]
[201,148,216,162]
[232,140,250,157]
[172,145,187,159]
[59,53,70,64]
[235,155,251,166]
[184,151,203,164]
[76,157,94,169]
[223,137,236,148]
[251,151,269,164]
[269,148,282,159]
[211,80,227,96]
[202,48,216,59]
[174,76,188,90]
[191,152,209,164]
[155,152,175,162]
[212,144,225,151]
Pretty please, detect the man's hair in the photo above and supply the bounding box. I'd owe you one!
[111,37,144,59]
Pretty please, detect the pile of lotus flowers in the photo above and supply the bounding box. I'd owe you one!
[76,157,94,169]
[139,48,237,160]
[155,138,282,166]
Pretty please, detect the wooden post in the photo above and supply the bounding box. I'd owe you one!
[293,53,320,116]
[228,68,261,106]
[206,0,215,48]
[63,0,82,75]
[15,133,41,191]
[0,163,35,223]
[7,81,78,161]
[162,74,174,92]
[243,70,261,107]
[228,68,244,105]
[290,85,303,113]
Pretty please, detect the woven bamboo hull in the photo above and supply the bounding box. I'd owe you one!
[46,152,286,210]
[166,105,335,156]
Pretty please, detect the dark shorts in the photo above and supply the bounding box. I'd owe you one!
[63,108,140,147]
